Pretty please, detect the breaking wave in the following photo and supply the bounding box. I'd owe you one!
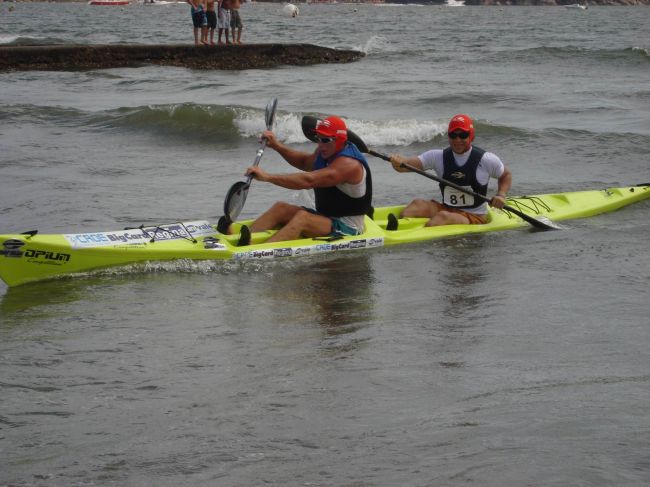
[7,102,648,149]
[496,45,649,65]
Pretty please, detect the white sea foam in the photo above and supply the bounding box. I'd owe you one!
[0,34,20,45]
[346,118,447,147]
[235,110,311,145]
[234,109,447,147]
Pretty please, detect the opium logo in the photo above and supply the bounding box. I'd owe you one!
[24,249,71,264]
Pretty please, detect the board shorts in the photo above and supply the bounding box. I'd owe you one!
[230,9,243,29]
[218,8,231,29]
[331,218,360,236]
[206,10,217,29]
[432,200,488,225]
[302,207,362,237]
[191,8,207,28]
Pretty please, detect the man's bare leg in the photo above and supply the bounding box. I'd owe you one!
[265,210,332,243]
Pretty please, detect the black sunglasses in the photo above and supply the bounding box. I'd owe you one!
[448,131,471,140]
[315,135,336,143]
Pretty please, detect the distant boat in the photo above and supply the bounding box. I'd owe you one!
[88,0,131,5]
[446,0,466,6]
[565,3,587,9]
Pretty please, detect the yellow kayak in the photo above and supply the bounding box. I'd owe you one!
[1,185,648,287]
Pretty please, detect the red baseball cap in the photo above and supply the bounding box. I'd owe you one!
[448,114,474,140]
[315,116,348,138]
[315,116,348,151]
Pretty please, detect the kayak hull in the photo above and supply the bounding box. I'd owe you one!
[1,185,648,287]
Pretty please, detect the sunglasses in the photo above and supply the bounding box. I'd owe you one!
[448,131,471,140]
[315,135,336,144]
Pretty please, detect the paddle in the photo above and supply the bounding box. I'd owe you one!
[300,116,559,231]
[222,97,278,223]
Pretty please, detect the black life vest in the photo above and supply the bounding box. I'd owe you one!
[313,143,373,218]
[440,146,487,209]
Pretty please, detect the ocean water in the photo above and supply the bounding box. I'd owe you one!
[1,3,650,486]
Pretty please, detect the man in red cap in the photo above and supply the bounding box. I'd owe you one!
[233,115,373,245]
[388,114,511,228]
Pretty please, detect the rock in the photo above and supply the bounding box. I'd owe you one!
[0,43,365,72]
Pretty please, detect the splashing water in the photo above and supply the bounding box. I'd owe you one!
[354,36,392,55]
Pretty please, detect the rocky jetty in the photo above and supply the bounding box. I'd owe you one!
[0,43,365,72]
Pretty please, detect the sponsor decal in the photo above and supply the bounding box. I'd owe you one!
[331,242,351,251]
[451,171,465,180]
[1,239,25,258]
[273,248,293,258]
[233,237,383,261]
[314,244,332,253]
[64,221,215,249]
[24,249,71,266]
[293,247,311,256]
[251,249,275,259]
[203,237,226,250]
[2,240,71,265]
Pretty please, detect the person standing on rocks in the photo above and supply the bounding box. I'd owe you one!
[218,0,232,45]
[229,0,244,45]
[206,0,217,46]
[187,0,208,46]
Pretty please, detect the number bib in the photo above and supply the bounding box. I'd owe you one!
[443,187,474,207]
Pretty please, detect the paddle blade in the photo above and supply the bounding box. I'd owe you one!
[223,181,249,222]
[266,98,278,129]
[347,129,368,153]
[526,215,563,231]
[301,115,319,142]
[221,97,278,221]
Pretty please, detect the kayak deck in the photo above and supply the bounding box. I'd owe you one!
[1,185,648,287]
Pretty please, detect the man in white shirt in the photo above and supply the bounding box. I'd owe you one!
[389,114,512,227]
